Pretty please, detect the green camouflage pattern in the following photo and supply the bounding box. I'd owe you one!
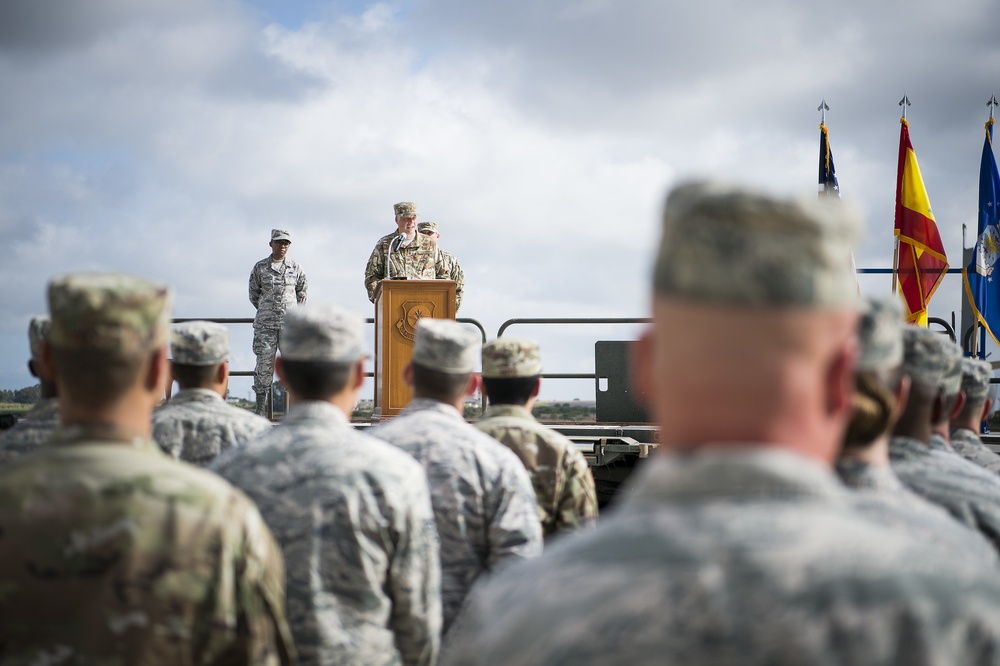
[48,272,172,354]
[476,404,597,538]
[0,397,59,463]
[0,423,294,665]
[481,338,542,378]
[437,249,464,311]
[363,232,458,304]
[279,304,368,363]
[412,318,479,374]
[950,427,1000,475]
[170,321,229,365]
[442,450,1000,665]
[394,202,417,217]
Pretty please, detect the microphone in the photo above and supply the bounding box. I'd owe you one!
[386,234,407,280]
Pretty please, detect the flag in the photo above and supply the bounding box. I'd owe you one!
[819,121,840,196]
[963,118,1000,348]
[894,118,948,326]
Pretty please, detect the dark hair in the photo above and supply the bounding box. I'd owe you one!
[482,375,539,406]
[51,348,148,409]
[412,362,470,403]
[844,366,904,449]
[171,362,218,389]
[281,360,353,400]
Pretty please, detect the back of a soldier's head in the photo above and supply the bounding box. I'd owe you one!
[170,321,229,389]
[897,326,963,429]
[47,272,172,409]
[961,357,993,408]
[411,318,480,402]
[278,305,368,400]
[481,337,542,406]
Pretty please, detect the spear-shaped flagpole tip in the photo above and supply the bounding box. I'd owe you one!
[817,99,829,124]
[899,94,911,120]
[989,93,999,121]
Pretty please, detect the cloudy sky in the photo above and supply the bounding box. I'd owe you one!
[2,0,999,402]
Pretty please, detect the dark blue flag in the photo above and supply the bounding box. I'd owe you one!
[964,119,1000,349]
[819,122,840,197]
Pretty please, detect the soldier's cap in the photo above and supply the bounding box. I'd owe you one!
[417,221,439,234]
[279,304,368,363]
[48,273,172,355]
[28,316,50,362]
[902,326,962,394]
[170,321,229,366]
[412,318,480,374]
[961,357,994,402]
[394,201,418,217]
[482,337,542,378]
[857,297,904,372]
[654,181,860,308]
[271,228,291,242]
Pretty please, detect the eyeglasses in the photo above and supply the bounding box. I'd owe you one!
[273,240,291,246]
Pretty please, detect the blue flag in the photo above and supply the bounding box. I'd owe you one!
[964,119,1000,350]
[818,122,840,196]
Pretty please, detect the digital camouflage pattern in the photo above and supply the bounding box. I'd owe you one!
[961,357,993,402]
[653,182,860,306]
[170,321,228,365]
[213,401,442,666]
[481,337,542,378]
[928,432,957,455]
[371,398,542,634]
[0,423,294,665]
[442,450,1000,665]
[363,231,459,304]
[0,397,59,463]
[248,255,307,395]
[857,297,903,371]
[950,427,1000,475]
[835,457,907,492]
[902,327,953,391]
[279,304,368,363]
[412,318,479,373]
[152,388,271,466]
[890,435,1000,553]
[476,404,598,539]
[271,228,291,242]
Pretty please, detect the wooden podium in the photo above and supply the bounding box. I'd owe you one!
[373,279,457,418]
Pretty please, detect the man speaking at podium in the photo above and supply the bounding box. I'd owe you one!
[364,201,459,309]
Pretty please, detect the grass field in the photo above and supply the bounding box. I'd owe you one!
[0,403,32,416]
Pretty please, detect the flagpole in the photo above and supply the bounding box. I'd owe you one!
[893,95,911,295]
[978,94,1000,357]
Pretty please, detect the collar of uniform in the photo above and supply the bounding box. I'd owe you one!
[402,397,465,420]
[928,432,956,454]
[835,458,905,492]
[49,423,163,454]
[169,387,224,404]
[24,396,59,418]
[481,404,534,421]
[281,400,350,426]
[950,427,981,441]
[888,435,932,460]
[622,447,847,505]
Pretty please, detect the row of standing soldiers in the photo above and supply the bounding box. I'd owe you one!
[7,183,1000,663]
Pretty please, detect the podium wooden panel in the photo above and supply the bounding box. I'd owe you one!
[373,279,456,418]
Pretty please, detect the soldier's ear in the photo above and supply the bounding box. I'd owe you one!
[351,359,366,391]
[403,363,414,387]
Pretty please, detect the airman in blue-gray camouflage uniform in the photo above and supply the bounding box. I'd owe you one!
[213,304,442,666]
[0,316,59,463]
[442,182,1000,665]
[153,321,271,466]
[249,228,307,414]
[0,272,294,665]
[890,326,1000,553]
[950,357,1000,474]
[371,318,542,635]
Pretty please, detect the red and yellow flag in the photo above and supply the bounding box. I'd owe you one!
[894,118,948,326]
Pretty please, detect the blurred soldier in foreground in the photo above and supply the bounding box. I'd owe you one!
[950,357,1000,473]
[152,321,271,466]
[418,220,465,310]
[836,298,996,563]
[249,228,308,415]
[213,305,442,666]
[0,273,293,664]
[442,183,1000,665]
[890,327,1000,552]
[371,318,542,635]
[0,317,59,462]
[476,337,598,539]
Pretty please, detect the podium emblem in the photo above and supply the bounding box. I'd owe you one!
[396,301,435,340]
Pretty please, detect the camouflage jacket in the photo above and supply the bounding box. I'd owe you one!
[950,427,1000,474]
[152,388,272,467]
[212,401,442,666]
[929,432,957,454]
[0,397,59,464]
[363,232,457,305]
[475,404,598,539]
[437,249,465,311]
[442,449,1000,665]
[370,398,543,634]
[890,435,1000,553]
[835,457,906,491]
[0,424,294,665]
[249,256,307,328]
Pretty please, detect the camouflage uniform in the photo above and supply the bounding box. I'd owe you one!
[214,304,443,666]
[249,229,307,397]
[153,389,271,466]
[0,397,59,463]
[950,358,1000,473]
[437,248,465,310]
[364,231,450,302]
[442,451,1000,665]
[929,432,958,454]
[951,427,1000,474]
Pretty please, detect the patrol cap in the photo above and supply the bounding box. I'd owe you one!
[412,318,480,374]
[938,338,964,397]
[171,321,229,366]
[482,338,542,378]
[902,326,957,391]
[271,228,291,242]
[47,272,172,355]
[857,297,904,372]
[394,202,417,217]
[28,316,50,362]
[653,182,860,307]
[961,357,993,402]
[417,221,439,234]
[279,304,368,363]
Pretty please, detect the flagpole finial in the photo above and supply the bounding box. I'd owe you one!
[818,99,830,124]
[899,94,911,120]
[989,93,999,121]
